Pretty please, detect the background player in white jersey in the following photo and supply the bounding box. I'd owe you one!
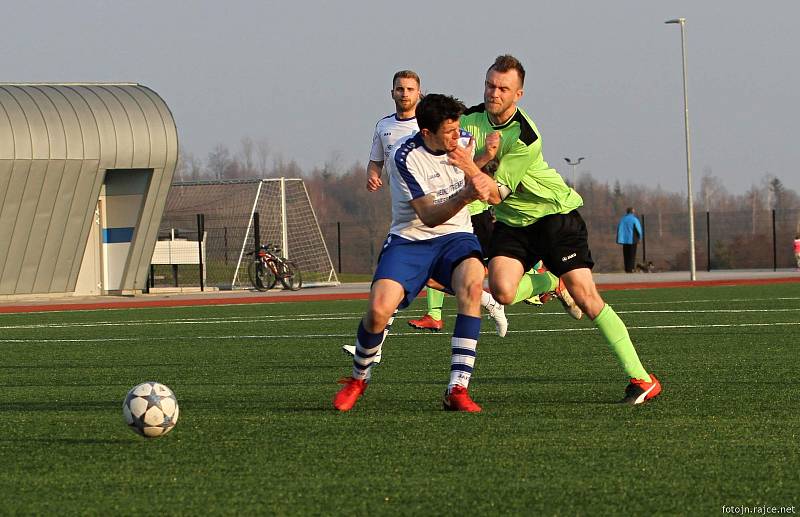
[366,70,421,192]
[334,94,494,412]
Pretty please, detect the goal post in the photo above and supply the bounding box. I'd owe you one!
[231,180,263,288]
[233,178,339,288]
[159,178,338,290]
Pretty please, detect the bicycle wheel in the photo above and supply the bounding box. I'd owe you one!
[248,260,277,291]
[279,261,303,291]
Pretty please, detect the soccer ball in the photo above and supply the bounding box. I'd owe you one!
[122,382,179,438]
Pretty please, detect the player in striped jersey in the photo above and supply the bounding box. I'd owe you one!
[367,71,461,335]
[334,94,495,412]
[342,71,508,363]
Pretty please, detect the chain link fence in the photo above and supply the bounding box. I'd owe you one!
[149,208,799,287]
[148,214,252,289]
[320,208,800,274]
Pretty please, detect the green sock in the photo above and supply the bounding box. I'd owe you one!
[427,288,445,320]
[511,270,559,305]
[593,304,651,382]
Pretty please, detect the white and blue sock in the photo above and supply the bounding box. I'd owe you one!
[352,321,383,381]
[449,314,481,391]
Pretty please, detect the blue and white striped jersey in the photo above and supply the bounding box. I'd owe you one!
[386,131,474,241]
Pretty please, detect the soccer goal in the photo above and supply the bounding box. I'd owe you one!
[160,178,338,289]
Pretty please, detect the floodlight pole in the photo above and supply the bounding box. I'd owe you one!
[666,17,697,281]
[564,157,585,187]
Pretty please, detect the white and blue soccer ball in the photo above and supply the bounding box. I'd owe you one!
[122,382,179,438]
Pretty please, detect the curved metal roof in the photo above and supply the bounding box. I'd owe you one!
[0,83,177,168]
[0,83,178,295]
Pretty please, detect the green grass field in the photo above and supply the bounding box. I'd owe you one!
[1,283,798,515]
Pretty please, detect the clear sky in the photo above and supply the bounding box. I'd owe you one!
[5,1,799,194]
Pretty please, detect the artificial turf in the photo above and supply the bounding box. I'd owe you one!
[0,283,798,515]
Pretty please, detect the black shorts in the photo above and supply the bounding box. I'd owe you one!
[488,210,594,277]
[470,210,494,258]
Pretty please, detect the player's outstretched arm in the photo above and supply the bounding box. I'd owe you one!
[366,160,384,192]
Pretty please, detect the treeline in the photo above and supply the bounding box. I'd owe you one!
[174,143,800,272]
[174,141,799,221]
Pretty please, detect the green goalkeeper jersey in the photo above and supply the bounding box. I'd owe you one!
[460,104,583,226]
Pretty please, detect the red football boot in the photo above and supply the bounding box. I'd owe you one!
[621,374,662,405]
[442,385,482,413]
[408,314,444,332]
[333,377,367,411]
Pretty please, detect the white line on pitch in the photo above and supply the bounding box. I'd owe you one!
[610,297,800,305]
[1,321,798,343]
[0,306,798,331]
[0,294,797,318]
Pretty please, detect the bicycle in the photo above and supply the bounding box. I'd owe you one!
[247,244,303,291]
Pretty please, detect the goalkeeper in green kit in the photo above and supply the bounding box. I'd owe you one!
[449,55,661,404]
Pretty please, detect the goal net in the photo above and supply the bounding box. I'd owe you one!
[160,178,338,289]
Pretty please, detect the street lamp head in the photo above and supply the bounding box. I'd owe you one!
[665,18,686,24]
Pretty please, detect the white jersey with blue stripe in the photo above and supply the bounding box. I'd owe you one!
[386,131,475,241]
[369,113,419,163]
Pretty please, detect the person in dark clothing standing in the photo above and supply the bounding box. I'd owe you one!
[616,207,643,273]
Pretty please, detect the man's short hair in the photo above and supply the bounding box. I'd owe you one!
[415,94,465,132]
[488,55,526,86]
[393,70,420,88]
[626,207,635,214]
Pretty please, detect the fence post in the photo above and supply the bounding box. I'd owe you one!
[337,221,342,273]
[772,209,777,271]
[640,214,646,263]
[706,211,711,272]
[223,227,228,265]
[253,211,261,253]
[197,213,205,292]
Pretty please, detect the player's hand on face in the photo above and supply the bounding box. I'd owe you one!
[447,143,472,172]
[484,132,501,159]
[366,171,383,192]
[465,135,476,154]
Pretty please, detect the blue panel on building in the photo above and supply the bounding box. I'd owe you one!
[103,227,135,243]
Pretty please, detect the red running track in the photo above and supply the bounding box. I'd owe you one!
[0,276,797,314]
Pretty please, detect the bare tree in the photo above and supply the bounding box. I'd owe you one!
[743,185,765,234]
[174,151,205,182]
[239,137,255,178]
[256,139,271,177]
[207,144,231,180]
[699,167,728,212]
